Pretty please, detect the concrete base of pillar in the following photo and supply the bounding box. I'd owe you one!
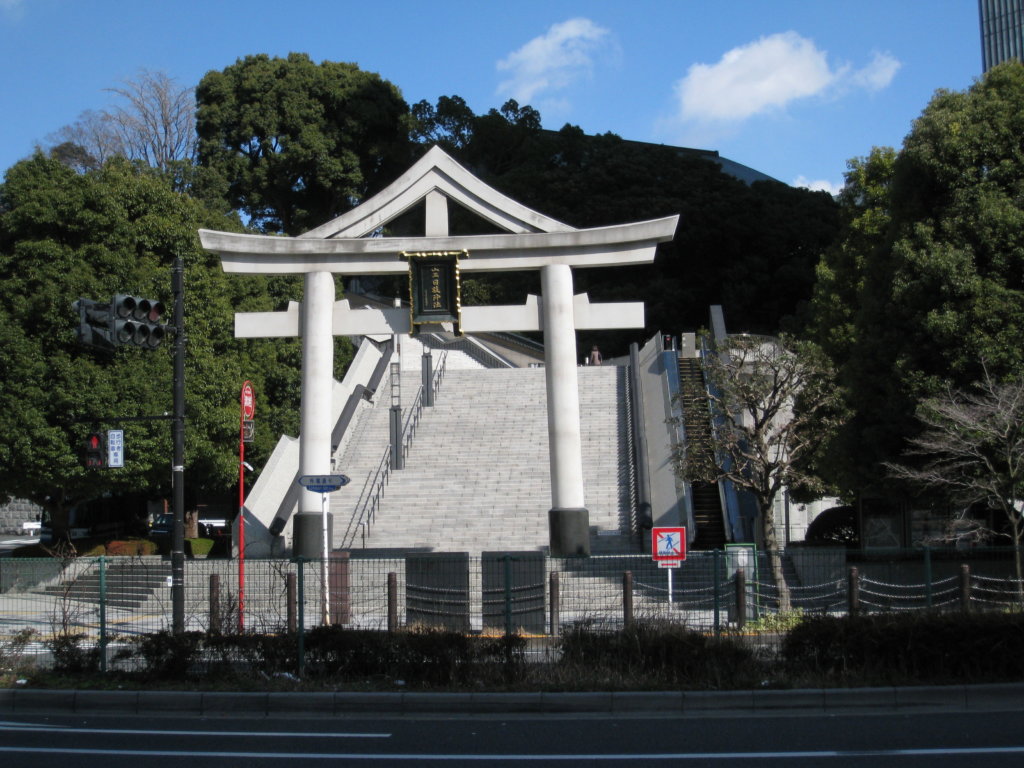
[548,508,591,557]
[292,511,334,559]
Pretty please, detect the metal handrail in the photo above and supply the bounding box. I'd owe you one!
[342,446,391,549]
[402,386,424,460]
[623,360,640,537]
[342,350,449,548]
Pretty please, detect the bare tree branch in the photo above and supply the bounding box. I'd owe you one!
[45,70,196,173]
[673,334,846,610]
[886,365,1024,596]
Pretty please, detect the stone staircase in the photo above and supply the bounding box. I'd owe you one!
[332,357,635,555]
[42,559,172,610]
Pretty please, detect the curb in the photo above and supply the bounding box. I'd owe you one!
[2,683,1023,716]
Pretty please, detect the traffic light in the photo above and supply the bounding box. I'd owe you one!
[84,432,105,468]
[111,294,169,348]
[72,298,114,351]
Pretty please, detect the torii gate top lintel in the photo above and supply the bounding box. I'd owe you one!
[198,145,678,274]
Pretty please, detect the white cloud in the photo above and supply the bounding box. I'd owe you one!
[677,32,834,122]
[792,175,843,196]
[849,51,901,92]
[497,18,613,105]
[673,32,901,125]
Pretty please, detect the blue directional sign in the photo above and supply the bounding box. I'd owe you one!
[298,474,350,493]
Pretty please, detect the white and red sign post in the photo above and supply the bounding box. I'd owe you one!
[652,526,687,604]
[238,381,255,629]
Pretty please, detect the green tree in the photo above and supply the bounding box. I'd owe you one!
[808,62,1024,497]
[0,155,332,538]
[196,53,412,235]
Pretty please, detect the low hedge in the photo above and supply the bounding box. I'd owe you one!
[782,611,1024,685]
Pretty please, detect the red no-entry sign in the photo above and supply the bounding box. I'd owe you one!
[652,527,687,564]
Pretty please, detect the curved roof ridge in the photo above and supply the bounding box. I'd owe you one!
[299,145,575,240]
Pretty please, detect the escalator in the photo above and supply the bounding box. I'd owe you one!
[677,356,727,550]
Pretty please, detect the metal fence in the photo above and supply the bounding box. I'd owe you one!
[3,547,1023,670]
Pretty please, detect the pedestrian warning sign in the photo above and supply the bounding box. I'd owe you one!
[652,527,686,563]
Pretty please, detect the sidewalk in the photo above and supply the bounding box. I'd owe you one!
[2,683,1023,716]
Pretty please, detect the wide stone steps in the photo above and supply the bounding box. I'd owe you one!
[332,363,635,554]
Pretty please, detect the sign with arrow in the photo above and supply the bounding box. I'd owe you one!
[298,474,350,493]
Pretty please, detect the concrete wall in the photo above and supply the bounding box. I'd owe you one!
[636,334,687,531]
[241,337,386,551]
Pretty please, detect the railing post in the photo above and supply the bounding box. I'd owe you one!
[960,564,972,613]
[713,549,722,635]
[735,567,746,631]
[389,362,404,470]
[623,571,633,627]
[296,558,305,677]
[98,556,107,673]
[387,571,398,633]
[848,566,860,615]
[209,573,221,635]
[422,349,434,407]
[549,571,560,636]
[924,545,933,609]
[503,555,513,638]
[286,571,297,634]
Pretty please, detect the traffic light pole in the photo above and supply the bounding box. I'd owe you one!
[171,257,186,634]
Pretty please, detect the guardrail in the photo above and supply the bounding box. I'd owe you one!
[5,548,1024,672]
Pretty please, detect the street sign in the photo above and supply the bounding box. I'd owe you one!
[652,526,687,563]
[241,381,255,420]
[298,474,350,493]
[242,419,255,443]
[106,429,124,468]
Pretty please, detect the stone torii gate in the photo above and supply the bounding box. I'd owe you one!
[199,147,677,556]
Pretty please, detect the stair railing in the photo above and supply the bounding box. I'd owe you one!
[342,446,391,549]
[401,385,425,461]
[341,350,448,548]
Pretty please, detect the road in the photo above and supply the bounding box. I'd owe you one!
[1,708,1023,766]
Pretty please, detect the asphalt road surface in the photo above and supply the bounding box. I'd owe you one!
[2,708,1023,766]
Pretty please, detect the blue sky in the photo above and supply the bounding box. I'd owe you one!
[1,0,982,194]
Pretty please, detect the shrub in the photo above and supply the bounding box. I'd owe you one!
[127,631,204,679]
[204,632,296,677]
[782,612,1024,684]
[558,620,765,689]
[48,633,100,674]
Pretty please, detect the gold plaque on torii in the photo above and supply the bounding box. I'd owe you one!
[403,250,465,335]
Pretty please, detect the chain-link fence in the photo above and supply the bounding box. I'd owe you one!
[3,547,1024,670]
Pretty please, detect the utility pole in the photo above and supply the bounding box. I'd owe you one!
[171,257,186,634]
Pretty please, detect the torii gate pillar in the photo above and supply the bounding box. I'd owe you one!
[542,264,588,554]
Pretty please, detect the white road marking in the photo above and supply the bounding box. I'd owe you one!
[0,723,389,738]
[1,745,1024,760]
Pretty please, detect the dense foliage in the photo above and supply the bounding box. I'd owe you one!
[0,155,346,535]
[196,53,413,235]
[806,62,1024,498]
[412,98,842,340]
